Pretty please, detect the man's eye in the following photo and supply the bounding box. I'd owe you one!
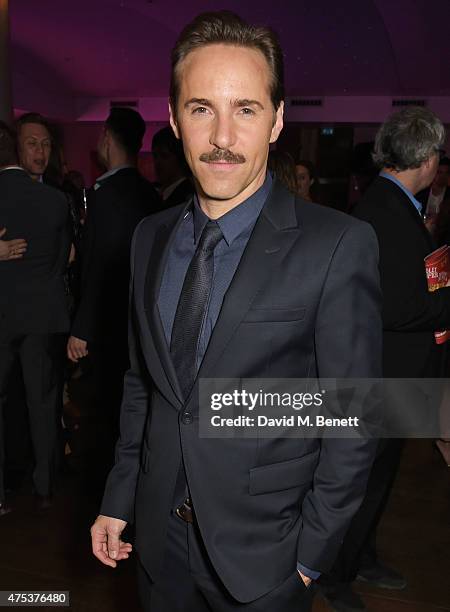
[192,107,208,114]
[240,107,255,115]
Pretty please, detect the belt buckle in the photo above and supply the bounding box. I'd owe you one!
[176,498,193,523]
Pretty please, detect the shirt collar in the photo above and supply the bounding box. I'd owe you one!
[379,171,423,215]
[0,166,26,174]
[94,164,133,189]
[161,177,186,201]
[192,173,273,246]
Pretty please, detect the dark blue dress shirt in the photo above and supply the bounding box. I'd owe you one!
[158,173,272,370]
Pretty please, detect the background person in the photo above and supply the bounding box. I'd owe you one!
[268,149,298,193]
[67,108,161,491]
[320,107,450,612]
[295,159,320,202]
[0,121,70,514]
[417,154,450,222]
[152,125,194,208]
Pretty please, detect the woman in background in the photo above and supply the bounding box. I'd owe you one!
[295,159,320,202]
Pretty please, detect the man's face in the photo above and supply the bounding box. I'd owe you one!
[169,44,283,208]
[17,122,51,178]
[421,151,441,191]
[432,163,450,191]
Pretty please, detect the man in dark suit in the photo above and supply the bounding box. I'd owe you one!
[322,107,450,612]
[14,112,75,492]
[90,12,381,612]
[152,126,194,208]
[0,122,70,515]
[67,108,161,471]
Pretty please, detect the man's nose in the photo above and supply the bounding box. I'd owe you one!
[209,114,236,150]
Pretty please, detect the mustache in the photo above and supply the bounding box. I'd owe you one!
[199,149,246,164]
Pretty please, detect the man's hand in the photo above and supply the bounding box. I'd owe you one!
[91,515,132,568]
[298,571,312,588]
[67,336,88,362]
[0,228,27,261]
[68,243,76,264]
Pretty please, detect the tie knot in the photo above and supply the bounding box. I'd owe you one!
[199,221,223,252]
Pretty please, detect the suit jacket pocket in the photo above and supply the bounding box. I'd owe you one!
[243,307,306,323]
[249,450,319,495]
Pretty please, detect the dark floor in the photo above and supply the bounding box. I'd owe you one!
[1,406,449,612]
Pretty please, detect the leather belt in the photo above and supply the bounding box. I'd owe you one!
[175,498,194,523]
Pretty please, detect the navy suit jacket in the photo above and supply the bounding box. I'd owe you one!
[101,179,382,602]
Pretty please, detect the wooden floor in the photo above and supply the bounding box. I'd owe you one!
[315,440,450,612]
[1,427,449,611]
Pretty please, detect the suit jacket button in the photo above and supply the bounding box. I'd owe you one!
[182,411,193,425]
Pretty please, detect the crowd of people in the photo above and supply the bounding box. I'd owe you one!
[0,10,449,612]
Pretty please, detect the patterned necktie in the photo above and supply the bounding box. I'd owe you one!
[170,221,223,398]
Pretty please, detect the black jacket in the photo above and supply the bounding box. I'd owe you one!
[71,167,161,345]
[354,175,450,377]
[0,168,70,336]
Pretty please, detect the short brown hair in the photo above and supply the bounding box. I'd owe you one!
[170,11,284,114]
[0,121,17,167]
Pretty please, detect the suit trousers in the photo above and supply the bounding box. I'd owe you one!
[4,363,32,486]
[137,511,314,612]
[0,333,64,501]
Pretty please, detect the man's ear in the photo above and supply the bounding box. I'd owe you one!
[103,127,112,147]
[269,101,284,144]
[169,102,181,140]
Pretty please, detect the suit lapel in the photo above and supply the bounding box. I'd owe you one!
[195,181,301,385]
[144,204,191,407]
